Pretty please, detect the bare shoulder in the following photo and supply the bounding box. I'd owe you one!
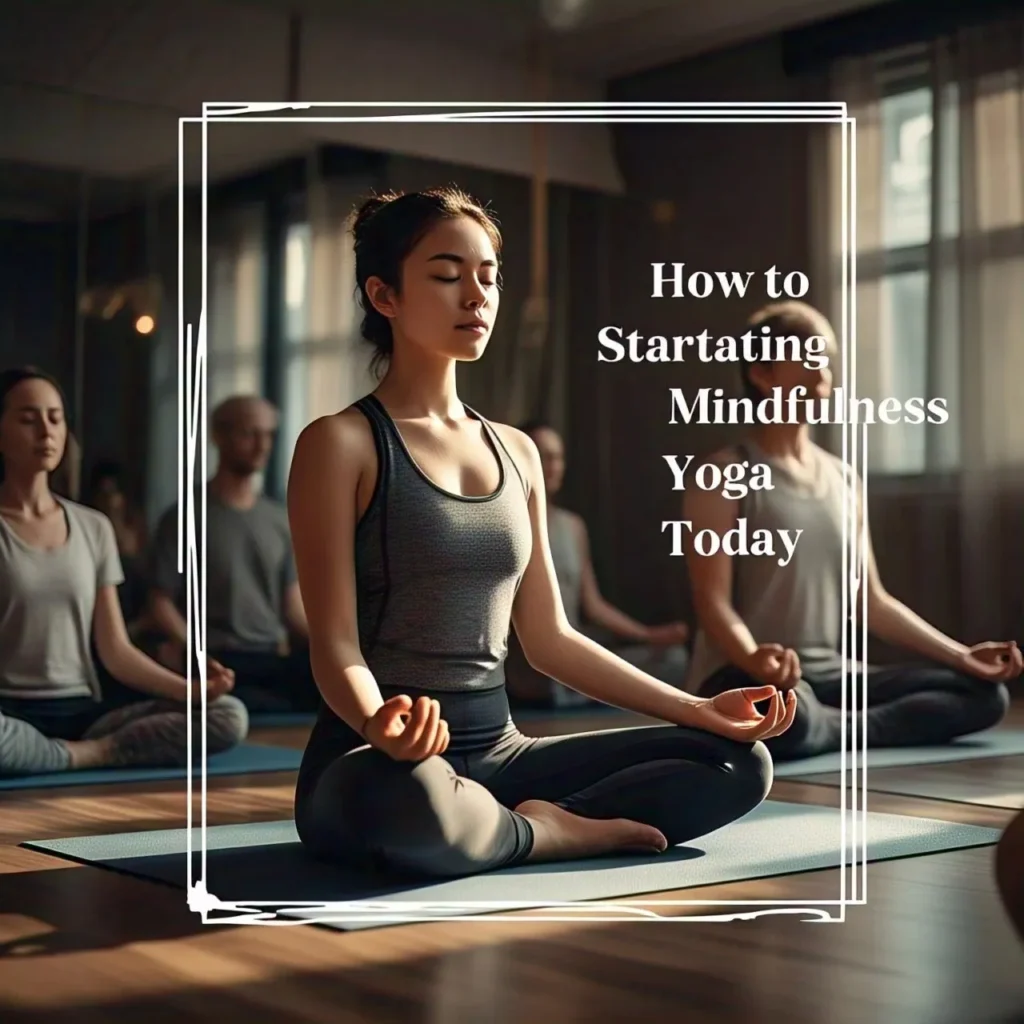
[488,421,537,496]
[288,406,377,517]
[293,405,375,468]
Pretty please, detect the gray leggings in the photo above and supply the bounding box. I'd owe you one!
[0,692,249,776]
[699,661,1010,761]
[296,715,773,880]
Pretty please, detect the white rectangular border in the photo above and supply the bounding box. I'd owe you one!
[179,101,863,926]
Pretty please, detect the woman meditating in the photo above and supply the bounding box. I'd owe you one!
[685,301,1020,760]
[0,367,249,776]
[287,187,797,880]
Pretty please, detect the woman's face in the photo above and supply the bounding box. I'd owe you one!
[0,377,67,480]
[368,215,500,365]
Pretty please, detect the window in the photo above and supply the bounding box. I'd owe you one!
[274,200,375,495]
[195,185,379,497]
[832,28,1024,478]
[866,58,960,475]
[206,203,266,478]
[207,204,266,404]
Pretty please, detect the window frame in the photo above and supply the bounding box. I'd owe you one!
[853,47,961,484]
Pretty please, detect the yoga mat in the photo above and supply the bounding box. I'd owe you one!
[0,744,302,791]
[249,712,317,728]
[774,728,1024,779]
[23,802,1000,930]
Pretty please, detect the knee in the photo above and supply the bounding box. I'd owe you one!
[722,740,774,809]
[977,681,1011,729]
[364,758,469,863]
[652,736,773,845]
[671,734,773,810]
[206,695,250,751]
[952,674,1011,732]
[301,753,457,868]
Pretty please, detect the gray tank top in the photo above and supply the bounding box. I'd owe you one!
[686,438,851,690]
[352,394,533,694]
[299,395,535,786]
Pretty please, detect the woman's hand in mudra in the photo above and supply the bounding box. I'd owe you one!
[189,658,235,704]
[687,686,797,743]
[958,641,1023,682]
[364,695,451,762]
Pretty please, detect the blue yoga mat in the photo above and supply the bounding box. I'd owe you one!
[0,743,302,791]
[774,727,1024,778]
[23,801,1000,930]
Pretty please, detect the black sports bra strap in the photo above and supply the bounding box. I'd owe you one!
[354,394,397,498]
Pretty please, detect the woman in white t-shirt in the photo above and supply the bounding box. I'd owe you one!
[0,367,249,776]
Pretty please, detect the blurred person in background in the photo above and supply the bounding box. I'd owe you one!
[507,420,690,707]
[0,367,247,776]
[148,395,318,713]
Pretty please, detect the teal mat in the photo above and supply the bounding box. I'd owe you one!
[23,801,1000,930]
[774,728,1024,779]
[0,743,302,791]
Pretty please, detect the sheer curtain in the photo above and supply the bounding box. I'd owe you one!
[275,171,377,495]
[205,202,266,486]
[813,15,1024,642]
[207,204,266,406]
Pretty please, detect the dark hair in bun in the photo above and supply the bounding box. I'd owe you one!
[351,186,501,378]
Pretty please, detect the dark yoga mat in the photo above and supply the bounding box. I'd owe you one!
[0,743,302,791]
[23,801,1000,930]
[774,728,1024,779]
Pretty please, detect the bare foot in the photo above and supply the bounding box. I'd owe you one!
[64,736,117,770]
[515,799,668,863]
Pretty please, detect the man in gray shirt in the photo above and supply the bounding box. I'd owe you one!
[685,300,1018,758]
[148,395,318,713]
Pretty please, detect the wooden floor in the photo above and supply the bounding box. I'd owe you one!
[2,708,1024,1023]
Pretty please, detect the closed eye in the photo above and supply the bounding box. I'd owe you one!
[432,275,499,287]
